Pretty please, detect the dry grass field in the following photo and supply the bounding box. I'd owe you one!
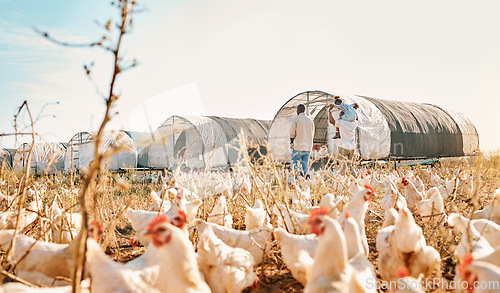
[0,152,499,292]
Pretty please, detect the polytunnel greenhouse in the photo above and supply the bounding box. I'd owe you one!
[143,115,271,169]
[0,149,14,169]
[64,130,149,172]
[12,142,66,173]
[267,91,479,161]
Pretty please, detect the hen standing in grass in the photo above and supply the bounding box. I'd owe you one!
[126,215,210,293]
[273,227,318,286]
[86,236,161,292]
[414,187,445,224]
[195,219,259,293]
[377,207,440,283]
[337,185,375,256]
[207,195,233,228]
[472,188,500,224]
[194,219,271,265]
[244,199,270,230]
[401,177,424,213]
[0,221,102,286]
[300,209,362,293]
[460,254,500,293]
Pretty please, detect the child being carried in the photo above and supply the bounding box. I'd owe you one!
[326,96,359,139]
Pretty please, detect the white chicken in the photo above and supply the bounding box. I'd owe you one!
[348,178,363,195]
[414,187,445,224]
[125,206,189,245]
[478,246,500,267]
[215,174,233,199]
[232,172,251,196]
[0,201,41,231]
[402,177,424,212]
[290,182,312,213]
[48,199,82,244]
[0,221,102,286]
[318,193,343,219]
[149,190,171,212]
[300,209,360,292]
[472,188,500,224]
[194,219,272,265]
[411,175,425,196]
[459,254,500,293]
[434,176,456,201]
[343,214,377,293]
[207,195,233,228]
[86,237,161,292]
[273,228,318,285]
[168,188,202,226]
[382,207,399,228]
[448,213,494,260]
[244,199,270,230]
[272,204,310,234]
[337,185,375,256]
[126,215,211,292]
[382,180,406,211]
[457,173,474,195]
[196,219,259,293]
[471,218,500,248]
[377,207,440,282]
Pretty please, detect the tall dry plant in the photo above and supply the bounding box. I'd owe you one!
[40,1,139,291]
[3,102,36,274]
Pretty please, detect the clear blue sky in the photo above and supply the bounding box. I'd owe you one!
[1,0,500,151]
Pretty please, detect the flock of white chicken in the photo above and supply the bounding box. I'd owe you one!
[0,165,498,292]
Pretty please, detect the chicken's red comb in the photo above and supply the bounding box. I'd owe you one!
[309,207,329,222]
[364,184,374,194]
[177,210,187,221]
[397,267,409,279]
[345,211,350,219]
[459,254,474,278]
[147,214,169,232]
[90,220,103,232]
[401,177,406,183]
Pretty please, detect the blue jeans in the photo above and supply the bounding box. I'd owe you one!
[291,149,311,177]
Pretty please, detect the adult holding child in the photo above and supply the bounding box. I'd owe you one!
[326,96,359,160]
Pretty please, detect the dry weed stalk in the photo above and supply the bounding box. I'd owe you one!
[4,102,37,280]
[38,1,139,291]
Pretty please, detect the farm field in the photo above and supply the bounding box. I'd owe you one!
[0,153,499,292]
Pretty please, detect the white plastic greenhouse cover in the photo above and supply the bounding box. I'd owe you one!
[146,115,270,169]
[148,116,235,169]
[13,142,66,173]
[64,131,137,171]
[267,91,391,161]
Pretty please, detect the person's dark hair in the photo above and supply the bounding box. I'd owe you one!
[334,99,342,105]
[297,104,306,114]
